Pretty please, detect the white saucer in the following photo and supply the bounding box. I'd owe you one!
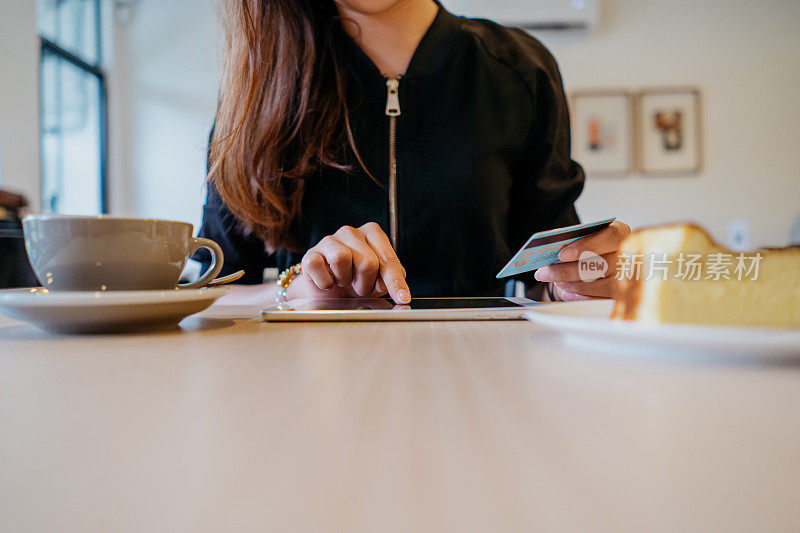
[0,286,229,334]
[525,300,800,359]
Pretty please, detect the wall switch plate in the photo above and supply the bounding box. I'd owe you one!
[791,214,800,246]
[726,219,751,251]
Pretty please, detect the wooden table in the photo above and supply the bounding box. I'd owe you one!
[1,304,799,532]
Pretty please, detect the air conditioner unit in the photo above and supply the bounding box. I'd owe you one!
[443,0,599,32]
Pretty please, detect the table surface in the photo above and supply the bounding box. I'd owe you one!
[1,304,799,533]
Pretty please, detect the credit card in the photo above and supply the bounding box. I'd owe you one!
[496,218,616,279]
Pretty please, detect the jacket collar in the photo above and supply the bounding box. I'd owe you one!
[342,2,461,80]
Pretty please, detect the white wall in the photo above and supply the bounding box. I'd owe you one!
[115,0,800,246]
[536,0,800,247]
[108,0,221,228]
[0,0,41,210]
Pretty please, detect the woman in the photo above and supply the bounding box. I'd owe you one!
[197,0,630,304]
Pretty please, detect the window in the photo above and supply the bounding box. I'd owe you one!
[38,0,107,214]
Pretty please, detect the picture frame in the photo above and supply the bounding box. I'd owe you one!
[636,88,703,174]
[570,90,634,176]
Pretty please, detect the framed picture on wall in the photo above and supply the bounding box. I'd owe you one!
[636,88,703,174]
[570,90,634,176]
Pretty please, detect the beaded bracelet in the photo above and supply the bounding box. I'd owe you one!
[276,263,302,304]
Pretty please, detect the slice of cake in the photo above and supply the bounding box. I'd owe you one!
[611,224,800,328]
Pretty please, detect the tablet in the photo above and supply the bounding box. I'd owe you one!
[261,297,537,321]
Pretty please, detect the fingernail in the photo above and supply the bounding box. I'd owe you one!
[534,267,552,282]
[560,290,575,301]
[559,247,577,262]
[396,289,410,304]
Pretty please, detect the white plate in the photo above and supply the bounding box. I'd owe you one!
[0,286,229,334]
[525,300,800,358]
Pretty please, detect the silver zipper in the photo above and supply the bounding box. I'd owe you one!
[385,77,400,251]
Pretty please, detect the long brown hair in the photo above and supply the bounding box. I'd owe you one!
[210,0,364,251]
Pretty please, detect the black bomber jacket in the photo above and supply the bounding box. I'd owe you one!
[196,5,585,296]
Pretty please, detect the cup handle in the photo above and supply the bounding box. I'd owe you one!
[179,237,225,288]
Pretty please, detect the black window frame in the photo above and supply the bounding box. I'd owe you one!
[38,0,109,214]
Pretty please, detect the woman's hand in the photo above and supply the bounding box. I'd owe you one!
[533,220,631,301]
[288,222,412,304]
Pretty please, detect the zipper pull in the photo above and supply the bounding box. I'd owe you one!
[385,78,400,117]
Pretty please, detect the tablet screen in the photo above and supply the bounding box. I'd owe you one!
[281,297,525,311]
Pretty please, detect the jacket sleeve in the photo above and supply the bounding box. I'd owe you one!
[193,128,275,284]
[507,52,585,286]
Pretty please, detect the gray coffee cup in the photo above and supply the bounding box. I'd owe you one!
[22,215,224,291]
